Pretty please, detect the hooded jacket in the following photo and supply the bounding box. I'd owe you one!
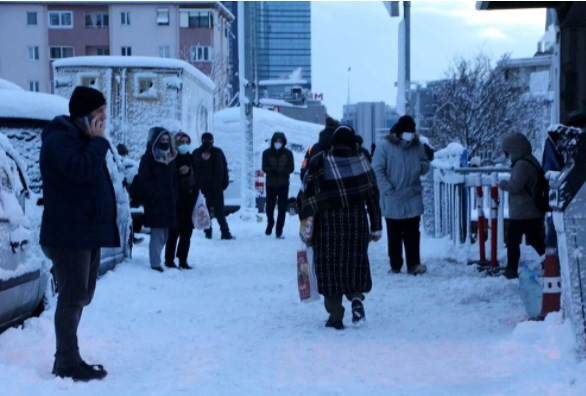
[499,133,543,220]
[262,132,294,188]
[372,133,430,219]
[39,115,119,248]
[137,127,179,228]
[300,118,340,182]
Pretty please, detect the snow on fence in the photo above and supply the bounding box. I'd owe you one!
[431,143,511,266]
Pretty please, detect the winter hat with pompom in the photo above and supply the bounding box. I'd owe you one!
[69,86,106,118]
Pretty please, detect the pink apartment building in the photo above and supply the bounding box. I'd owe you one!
[0,1,233,108]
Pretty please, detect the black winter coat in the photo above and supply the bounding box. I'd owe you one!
[192,146,228,204]
[175,153,199,232]
[262,132,294,188]
[138,133,178,228]
[40,116,119,248]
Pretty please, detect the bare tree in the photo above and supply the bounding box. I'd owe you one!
[431,53,549,162]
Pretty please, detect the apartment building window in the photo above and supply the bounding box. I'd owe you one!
[27,12,37,25]
[121,11,130,25]
[159,46,171,58]
[179,10,212,28]
[29,81,40,92]
[97,47,110,55]
[27,46,39,61]
[49,46,74,59]
[48,11,73,28]
[157,8,169,25]
[190,45,211,62]
[121,46,132,56]
[85,12,109,28]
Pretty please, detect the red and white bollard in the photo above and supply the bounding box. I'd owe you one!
[255,170,265,196]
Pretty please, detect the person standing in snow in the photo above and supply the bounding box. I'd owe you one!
[262,131,294,238]
[137,127,178,272]
[372,115,429,276]
[301,125,382,330]
[498,132,546,279]
[192,132,234,240]
[40,86,117,381]
[164,132,199,269]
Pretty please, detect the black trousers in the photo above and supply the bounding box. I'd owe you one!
[42,246,100,369]
[206,194,230,235]
[324,293,364,321]
[165,227,193,263]
[265,185,289,235]
[385,216,421,271]
[506,218,546,272]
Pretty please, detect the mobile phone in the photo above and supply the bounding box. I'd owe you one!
[77,114,94,126]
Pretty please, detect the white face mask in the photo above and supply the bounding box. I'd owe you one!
[401,132,415,142]
[274,142,283,150]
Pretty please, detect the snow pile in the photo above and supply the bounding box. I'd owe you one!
[0,90,68,121]
[0,78,23,91]
[431,142,466,170]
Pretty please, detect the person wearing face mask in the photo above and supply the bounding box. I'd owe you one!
[372,115,430,275]
[137,127,178,272]
[164,132,199,269]
[262,132,295,238]
[192,132,234,240]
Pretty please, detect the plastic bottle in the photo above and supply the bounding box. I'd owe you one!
[518,248,543,319]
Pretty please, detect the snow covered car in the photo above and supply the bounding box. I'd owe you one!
[0,88,132,277]
[0,134,48,332]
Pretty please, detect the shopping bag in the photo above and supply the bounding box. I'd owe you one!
[192,194,211,230]
[297,245,320,303]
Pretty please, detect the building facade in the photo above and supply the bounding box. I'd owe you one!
[0,2,233,109]
[342,102,398,151]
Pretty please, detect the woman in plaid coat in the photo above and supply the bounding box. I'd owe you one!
[301,125,382,330]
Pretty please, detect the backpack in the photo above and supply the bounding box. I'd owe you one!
[520,158,551,213]
[128,176,144,208]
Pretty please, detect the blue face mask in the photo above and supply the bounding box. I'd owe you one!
[177,144,190,155]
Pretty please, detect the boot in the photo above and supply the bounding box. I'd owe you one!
[52,361,107,382]
[164,260,177,269]
[407,264,427,276]
[179,261,192,270]
[265,221,274,236]
[325,318,344,330]
[221,232,235,240]
[204,228,212,239]
[351,299,365,323]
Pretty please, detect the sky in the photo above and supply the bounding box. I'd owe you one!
[311,1,547,119]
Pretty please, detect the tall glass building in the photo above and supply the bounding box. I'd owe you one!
[253,1,311,87]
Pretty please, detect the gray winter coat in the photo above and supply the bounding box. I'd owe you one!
[499,133,543,220]
[372,134,430,219]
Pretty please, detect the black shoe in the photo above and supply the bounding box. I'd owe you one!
[265,222,274,236]
[164,260,177,268]
[389,268,401,274]
[179,261,192,270]
[276,234,284,240]
[325,318,344,330]
[204,229,212,239]
[221,233,235,240]
[80,361,108,380]
[351,299,365,323]
[52,362,106,382]
[504,267,518,279]
[152,267,164,273]
[408,264,427,275]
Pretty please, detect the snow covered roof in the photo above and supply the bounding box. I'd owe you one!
[0,78,24,91]
[0,90,68,121]
[258,79,309,86]
[259,98,297,108]
[54,56,215,91]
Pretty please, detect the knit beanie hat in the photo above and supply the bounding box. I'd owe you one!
[391,115,416,135]
[332,125,357,148]
[325,115,340,130]
[69,86,106,118]
[201,132,214,142]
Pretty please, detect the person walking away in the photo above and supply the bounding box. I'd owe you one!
[372,115,430,275]
[192,132,234,240]
[355,134,372,162]
[40,86,118,381]
[499,132,546,279]
[301,125,382,330]
[164,132,199,269]
[137,127,178,272]
[262,131,294,238]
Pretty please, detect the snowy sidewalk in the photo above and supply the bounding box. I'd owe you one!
[1,214,585,395]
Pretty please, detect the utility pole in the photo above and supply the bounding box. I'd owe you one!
[386,1,411,115]
[238,2,255,210]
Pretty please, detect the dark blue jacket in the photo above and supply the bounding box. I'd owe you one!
[40,116,119,248]
[137,130,178,228]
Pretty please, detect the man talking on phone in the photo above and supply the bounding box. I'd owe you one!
[40,86,119,381]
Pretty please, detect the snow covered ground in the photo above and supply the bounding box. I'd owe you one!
[1,213,586,395]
